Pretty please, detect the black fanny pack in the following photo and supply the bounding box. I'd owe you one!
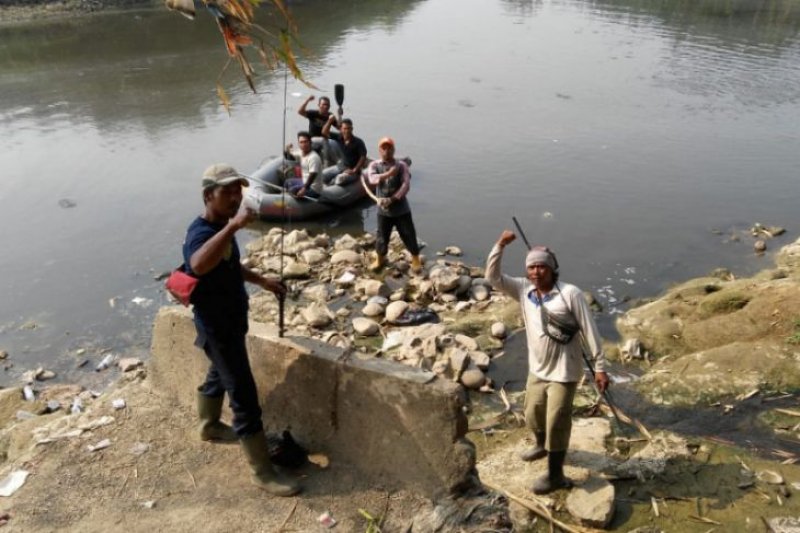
[540,303,580,345]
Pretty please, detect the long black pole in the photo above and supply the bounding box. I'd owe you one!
[511,216,623,421]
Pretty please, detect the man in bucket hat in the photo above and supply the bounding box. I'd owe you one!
[486,230,609,495]
[181,163,300,496]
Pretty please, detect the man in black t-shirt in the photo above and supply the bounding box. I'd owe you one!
[182,163,300,497]
[297,94,340,140]
[322,117,367,186]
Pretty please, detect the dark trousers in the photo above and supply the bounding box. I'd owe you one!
[195,325,263,437]
[376,212,420,256]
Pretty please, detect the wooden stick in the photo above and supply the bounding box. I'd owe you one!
[278,499,298,532]
[482,480,601,533]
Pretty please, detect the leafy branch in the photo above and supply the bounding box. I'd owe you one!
[164,0,316,114]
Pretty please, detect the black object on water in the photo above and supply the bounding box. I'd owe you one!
[392,309,439,327]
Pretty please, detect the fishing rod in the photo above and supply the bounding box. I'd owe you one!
[278,64,288,338]
[511,216,637,432]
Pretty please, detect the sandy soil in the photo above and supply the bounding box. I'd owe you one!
[0,372,430,532]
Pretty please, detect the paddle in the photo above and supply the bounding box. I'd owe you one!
[334,83,344,121]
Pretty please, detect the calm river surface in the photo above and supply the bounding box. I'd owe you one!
[1,0,799,384]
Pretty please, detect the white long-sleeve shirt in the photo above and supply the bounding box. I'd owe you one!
[486,244,606,383]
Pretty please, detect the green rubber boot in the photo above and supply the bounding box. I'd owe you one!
[240,432,302,497]
[531,450,572,495]
[197,392,237,442]
[519,432,547,462]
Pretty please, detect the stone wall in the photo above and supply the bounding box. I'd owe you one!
[150,306,477,497]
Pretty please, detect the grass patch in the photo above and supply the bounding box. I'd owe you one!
[786,317,800,345]
[697,291,749,318]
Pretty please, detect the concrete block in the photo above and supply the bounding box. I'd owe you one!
[150,306,476,497]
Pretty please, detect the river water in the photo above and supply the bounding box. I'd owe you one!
[1,0,799,385]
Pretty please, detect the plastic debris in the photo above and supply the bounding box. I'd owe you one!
[130,296,153,307]
[87,438,111,452]
[111,398,126,410]
[141,500,156,509]
[15,410,35,421]
[318,511,337,528]
[78,416,115,431]
[308,453,330,469]
[0,470,30,497]
[22,385,35,402]
[96,354,114,372]
[45,400,61,413]
[129,442,150,456]
[70,397,83,414]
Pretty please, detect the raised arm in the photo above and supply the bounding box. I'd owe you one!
[297,95,314,118]
[486,230,527,301]
[189,210,253,275]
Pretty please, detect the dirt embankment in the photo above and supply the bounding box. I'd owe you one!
[616,237,800,407]
[0,0,156,23]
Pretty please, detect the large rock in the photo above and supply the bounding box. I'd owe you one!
[454,334,479,351]
[282,260,310,279]
[352,317,380,336]
[356,279,391,298]
[455,276,472,296]
[768,517,800,533]
[362,302,384,318]
[470,285,490,301]
[333,233,359,251]
[331,250,362,265]
[301,302,334,328]
[386,301,409,323]
[565,476,615,529]
[301,284,329,302]
[430,267,461,293]
[300,248,327,265]
[490,322,507,338]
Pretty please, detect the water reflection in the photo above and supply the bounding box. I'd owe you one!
[0,0,798,382]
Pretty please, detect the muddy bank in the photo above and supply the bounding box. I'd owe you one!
[0,230,798,531]
[0,0,156,23]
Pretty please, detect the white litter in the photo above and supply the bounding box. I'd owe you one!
[111,399,126,410]
[381,331,405,351]
[78,416,115,431]
[87,438,111,452]
[0,470,30,497]
[36,429,84,445]
[318,511,337,528]
[96,354,114,371]
[141,500,156,509]
[336,271,356,284]
[130,297,153,307]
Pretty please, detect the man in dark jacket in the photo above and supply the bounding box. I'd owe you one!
[182,163,300,497]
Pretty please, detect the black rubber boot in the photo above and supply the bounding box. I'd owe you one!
[240,432,302,497]
[531,450,572,495]
[519,432,547,462]
[197,392,237,442]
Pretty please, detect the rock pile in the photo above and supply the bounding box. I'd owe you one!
[245,229,521,390]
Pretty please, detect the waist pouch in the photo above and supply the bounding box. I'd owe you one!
[540,304,580,345]
[165,265,198,306]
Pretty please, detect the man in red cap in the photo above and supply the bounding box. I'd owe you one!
[366,137,422,273]
[486,230,609,495]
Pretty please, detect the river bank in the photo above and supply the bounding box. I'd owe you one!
[0,0,155,22]
[0,229,798,531]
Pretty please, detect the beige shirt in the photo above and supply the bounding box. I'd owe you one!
[486,244,606,383]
